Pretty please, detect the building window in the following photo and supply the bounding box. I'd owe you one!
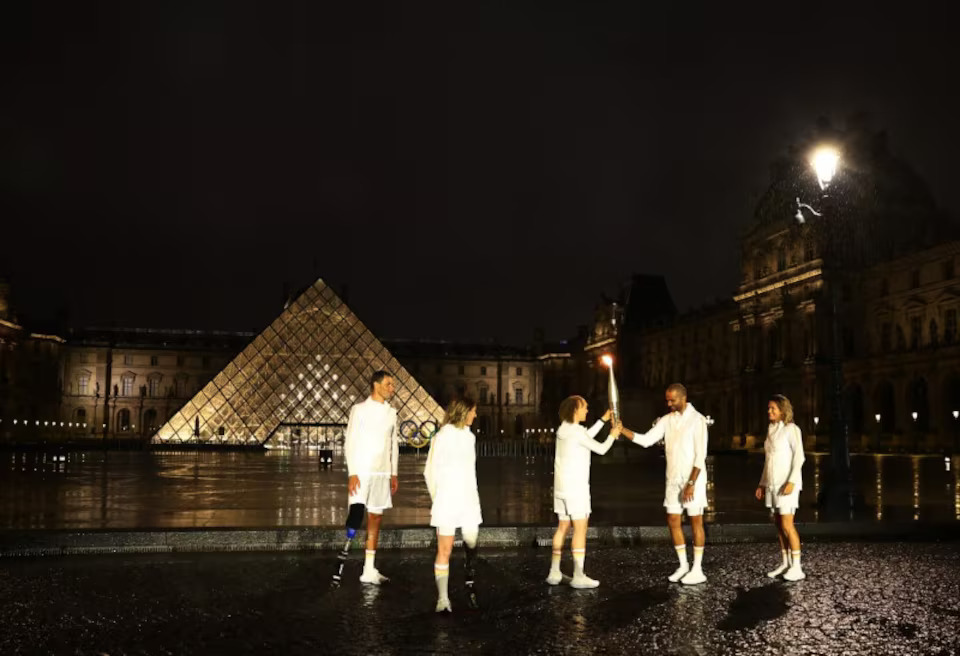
[150,355,159,366]
[148,378,160,397]
[880,278,889,296]
[479,386,489,404]
[117,408,131,431]
[458,365,465,375]
[122,377,134,397]
[78,374,89,396]
[123,354,132,365]
[480,366,487,376]
[945,260,955,280]
[910,316,922,349]
[911,269,921,289]
[514,388,523,405]
[946,310,957,344]
[777,249,786,272]
[881,323,892,352]
[516,367,522,376]
[176,377,189,397]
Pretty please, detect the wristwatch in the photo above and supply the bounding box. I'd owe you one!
[686,479,696,487]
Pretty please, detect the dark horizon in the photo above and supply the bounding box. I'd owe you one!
[3,4,959,344]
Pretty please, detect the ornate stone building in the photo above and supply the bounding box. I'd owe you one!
[610,121,960,453]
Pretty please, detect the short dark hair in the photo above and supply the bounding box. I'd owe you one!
[370,370,393,390]
[558,395,585,423]
[666,383,687,399]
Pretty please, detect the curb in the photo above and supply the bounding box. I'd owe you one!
[1,522,958,557]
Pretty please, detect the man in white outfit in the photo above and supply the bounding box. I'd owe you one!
[621,383,709,585]
[333,370,399,586]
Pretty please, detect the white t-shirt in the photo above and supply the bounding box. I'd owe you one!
[759,421,805,491]
[425,424,482,528]
[553,420,616,500]
[344,397,399,477]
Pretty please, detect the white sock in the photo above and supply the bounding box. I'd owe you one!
[791,550,801,567]
[572,548,585,576]
[364,549,376,571]
[434,563,449,600]
[675,544,688,567]
[550,549,562,574]
[693,546,704,570]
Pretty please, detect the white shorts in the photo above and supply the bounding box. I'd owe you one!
[664,481,705,516]
[766,488,799,516]
[554,496,590,521]
[348,474,393,513]
[436,524,480,538]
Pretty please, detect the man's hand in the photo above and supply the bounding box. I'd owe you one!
[755,486,764,501]
[348,475,360,496]
[620,426,634,441]
[779,482,795,496]
[683,483,695,503]
[602,408,612,422]
[611,420,623,438]
[391,475,399,495]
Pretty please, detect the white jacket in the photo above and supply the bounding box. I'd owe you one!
[759,421,804,491]
[344,397,399,477]
[553,420,616,500]
[424,424,482,527]
[630,403,708,491]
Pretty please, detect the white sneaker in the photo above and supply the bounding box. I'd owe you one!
[435,597,452,613]
[569,573,600,589]
[783,565,806,581]
[766,563,789,579]
[680,568,707,585]
[545,570,564,586]
[359,568,389,585]
[668,564,690,583]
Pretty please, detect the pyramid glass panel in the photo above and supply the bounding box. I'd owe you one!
[151,279,444,446]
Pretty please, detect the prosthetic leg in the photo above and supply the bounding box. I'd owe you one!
[463,527,479,609]
[332,503,366,587]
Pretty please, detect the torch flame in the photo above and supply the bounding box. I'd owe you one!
[601,354,613,367]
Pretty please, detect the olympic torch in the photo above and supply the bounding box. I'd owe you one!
[601,354,620,423]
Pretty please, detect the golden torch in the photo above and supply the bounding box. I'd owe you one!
[601,354,619,423]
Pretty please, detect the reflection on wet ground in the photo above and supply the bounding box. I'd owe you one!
[0,447,957,529]
[1,543,957,655]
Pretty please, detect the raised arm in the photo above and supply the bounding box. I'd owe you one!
[577,421,619,455]
[623,416,666,448]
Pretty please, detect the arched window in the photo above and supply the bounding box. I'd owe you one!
[117,408,131,431]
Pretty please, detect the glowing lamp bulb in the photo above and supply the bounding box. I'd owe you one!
[601,354,613,368]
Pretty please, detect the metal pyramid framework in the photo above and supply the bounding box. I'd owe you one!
[151,279,443,446]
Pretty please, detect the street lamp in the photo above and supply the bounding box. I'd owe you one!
[796,144,853,517]
[953,410,959,453]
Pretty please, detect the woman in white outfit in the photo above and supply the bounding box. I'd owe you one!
[546,395,621,589]
[755,394,806,581]
[424,397,482,613]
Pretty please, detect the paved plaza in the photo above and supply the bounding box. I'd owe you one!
[1,542,958,655]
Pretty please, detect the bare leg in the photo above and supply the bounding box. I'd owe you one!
[434,532,454,612]
[689,514,705,548]
[366,512,382,551]
[667,514,689,582]
[570,517,597,587]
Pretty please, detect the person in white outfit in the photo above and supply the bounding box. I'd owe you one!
[423,397,483,613]
[755,394,806,581]
[333,370,399,587]
[546,395,622,589]
[621,383,709,585]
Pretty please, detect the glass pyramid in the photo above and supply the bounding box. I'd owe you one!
[151,279,443,447]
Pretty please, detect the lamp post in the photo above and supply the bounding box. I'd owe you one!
[911,411,919,453]
[875,413,882,453]
[797,145,853,517]
[953,410,959,453]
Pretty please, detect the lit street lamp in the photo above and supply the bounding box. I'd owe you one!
[796,144,853,517]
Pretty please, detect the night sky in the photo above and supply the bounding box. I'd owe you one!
[3,3,958,344]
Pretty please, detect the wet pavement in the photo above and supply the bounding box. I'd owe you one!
[0,542,957,655]
[1,450,958,529]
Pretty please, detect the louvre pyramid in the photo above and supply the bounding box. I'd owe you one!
[151,279,443,446]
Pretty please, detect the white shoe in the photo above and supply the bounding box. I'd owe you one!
[435,597,452,613]
[545,570,564,586]
[668,564,690,583]
[766,563,789,578]
[783,565,806,581]
[569,573,600,589]
[359,568,389,585]
[680,568,707,585]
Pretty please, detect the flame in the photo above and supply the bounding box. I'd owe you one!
[601,354,613,367]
